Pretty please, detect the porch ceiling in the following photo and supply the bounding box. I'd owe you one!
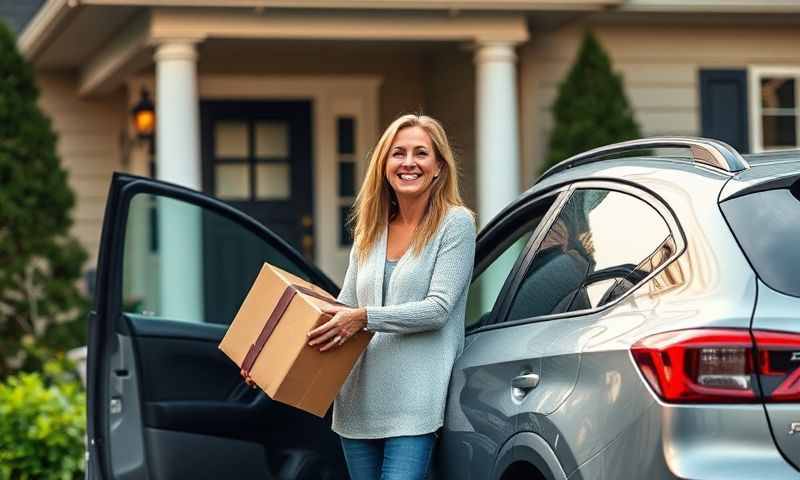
[20,4,531,97]
[21,5,141,69]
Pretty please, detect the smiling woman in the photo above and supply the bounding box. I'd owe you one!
[384,126,443,261]
[306,114,476,480]
[386,127,441,200]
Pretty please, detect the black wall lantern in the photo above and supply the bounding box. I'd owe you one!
[130,88,156,177]
[131,88,155,140]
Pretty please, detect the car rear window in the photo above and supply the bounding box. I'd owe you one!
[721,181,800,297]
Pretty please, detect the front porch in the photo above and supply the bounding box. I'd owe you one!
[22,5,531,281]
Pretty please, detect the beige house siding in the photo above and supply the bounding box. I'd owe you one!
[37,73,128,270]
[520,23,800,185]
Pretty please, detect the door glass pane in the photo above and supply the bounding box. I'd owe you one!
[122,193,309,324]
[215,164,250,200]
[255,122,289,158]
[256,163,290,200]
[215,121,248,158]
[339,162,356,197]
[506,189,671,321]
[761,78,796,109]
[464,195,557,329]
[762,115,797,148]
[337,117,356,154]
[466,233,531,329]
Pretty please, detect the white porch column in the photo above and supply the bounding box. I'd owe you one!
[474,41,521,227]
[474,42,522,311]
[154,41,204,322]
[155,41,201,189]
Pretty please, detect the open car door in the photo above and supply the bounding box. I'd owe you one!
[87,173,347,480]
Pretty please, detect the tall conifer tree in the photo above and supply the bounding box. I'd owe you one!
[0,22,88,376]
[544,31,641,172]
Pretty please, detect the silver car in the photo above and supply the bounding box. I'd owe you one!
[87,137,800,479]
[439,137,800,480]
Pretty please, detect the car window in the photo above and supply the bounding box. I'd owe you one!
[121,193,308,324]
[721,181,800,297]
[593,236,678,306]
[465,195,558,329]
[505,188,671,322]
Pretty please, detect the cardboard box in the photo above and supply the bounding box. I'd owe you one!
[219,262,372,417]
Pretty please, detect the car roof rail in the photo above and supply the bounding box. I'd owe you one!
[540,136,751,180]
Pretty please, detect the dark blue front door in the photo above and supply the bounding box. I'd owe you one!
[201,100,314,257]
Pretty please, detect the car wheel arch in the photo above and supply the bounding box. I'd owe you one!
[492,431,567,480]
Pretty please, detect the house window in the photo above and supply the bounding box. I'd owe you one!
[750,68,800,152]
[337,117,357,246]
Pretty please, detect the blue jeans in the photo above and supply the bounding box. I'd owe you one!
[340,433,436,480]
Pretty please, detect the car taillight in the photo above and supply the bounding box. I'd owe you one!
[753,331,800,402]
[632,329,800,404]
[631,329,758,403]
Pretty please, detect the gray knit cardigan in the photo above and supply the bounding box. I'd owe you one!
[332,206,476,439]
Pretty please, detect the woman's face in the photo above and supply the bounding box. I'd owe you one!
[385,126,442,202]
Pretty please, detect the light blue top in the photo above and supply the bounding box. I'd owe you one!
[382,260,398,306]
[333,206,476,439]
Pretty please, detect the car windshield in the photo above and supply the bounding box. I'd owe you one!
[721,180,800,297]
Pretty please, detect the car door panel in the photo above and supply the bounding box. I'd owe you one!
[516,326,589,417]
[439,190,568,480]
[456,317,591,477]
[107,332,147,480]
[513,308,646,474]
[144,429,269,480]
[128,315,331,450]
[130,317,239,404]
[90,174,346,480]
[443,325,543,480]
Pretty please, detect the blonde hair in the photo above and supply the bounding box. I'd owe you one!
[350,114,470,264]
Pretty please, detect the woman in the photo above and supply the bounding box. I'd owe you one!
[307,114,476,479]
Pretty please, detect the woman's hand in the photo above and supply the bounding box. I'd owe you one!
[307,305,367,352]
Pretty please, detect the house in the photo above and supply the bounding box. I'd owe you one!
[11,0,800,288]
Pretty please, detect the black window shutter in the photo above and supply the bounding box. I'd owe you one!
[699,69,750,153]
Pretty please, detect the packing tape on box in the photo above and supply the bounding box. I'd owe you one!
[240,284,345,380]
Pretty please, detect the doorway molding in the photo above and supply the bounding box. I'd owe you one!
[128,74,381,281]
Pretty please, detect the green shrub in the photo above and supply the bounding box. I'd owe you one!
[0,20,89,377]
[0,356,86,480]
[543,30,642,173]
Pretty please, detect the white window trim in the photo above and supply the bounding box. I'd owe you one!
[748,66,800,153]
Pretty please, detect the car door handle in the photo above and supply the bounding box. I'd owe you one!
[511,373,540,390]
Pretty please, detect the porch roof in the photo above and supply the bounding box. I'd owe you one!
[19,2,541,97]
[17,0,800,97]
